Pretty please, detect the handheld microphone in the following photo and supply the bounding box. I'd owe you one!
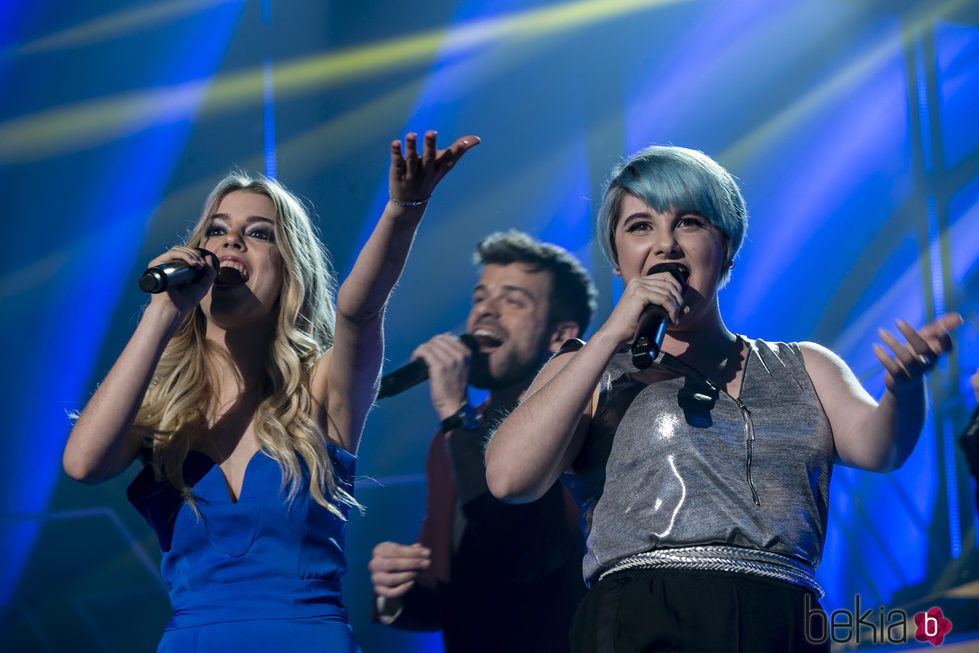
[631,263,689,369]
[139,248,218,294]
[377,334,478,399]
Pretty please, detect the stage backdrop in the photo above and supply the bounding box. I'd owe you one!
[1,0,978,651]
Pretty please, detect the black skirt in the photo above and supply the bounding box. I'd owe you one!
[570,567,830,653]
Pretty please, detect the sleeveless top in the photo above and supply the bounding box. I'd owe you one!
[127,444,355,629]
[565,338,835,585]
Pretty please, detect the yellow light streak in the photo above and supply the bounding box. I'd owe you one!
[12,0,240,56]
[146,28,570,234]
[0,0,683,162]
[719,0,970,168]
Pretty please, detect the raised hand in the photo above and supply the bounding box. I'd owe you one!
[873,313,963,393]
[389,130,480,205]
[369,541,431,599]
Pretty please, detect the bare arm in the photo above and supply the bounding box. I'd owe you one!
[315,131,479,454]
[485,338,602,502]
[487,270,685,502]
[63,247,216,483]
[802,313,962,472]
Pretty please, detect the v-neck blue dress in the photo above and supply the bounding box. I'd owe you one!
[127,444,361,652]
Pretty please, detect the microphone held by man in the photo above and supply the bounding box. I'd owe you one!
[377,334,479,398]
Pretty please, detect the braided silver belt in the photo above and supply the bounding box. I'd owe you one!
[596,545,824,598]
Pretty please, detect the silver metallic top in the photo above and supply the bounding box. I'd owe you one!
[564,339,834,585]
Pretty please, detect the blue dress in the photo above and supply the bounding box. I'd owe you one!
[127,444,361,652]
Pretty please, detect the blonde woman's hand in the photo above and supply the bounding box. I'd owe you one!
[145,245,216,317]
[388,130,480,205]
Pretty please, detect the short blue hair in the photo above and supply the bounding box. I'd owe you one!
[596,145,747,287]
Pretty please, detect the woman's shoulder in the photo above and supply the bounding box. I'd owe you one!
[745,337,817,362]
[743,337,827,382]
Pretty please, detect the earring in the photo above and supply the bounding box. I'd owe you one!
[725,260,735,270]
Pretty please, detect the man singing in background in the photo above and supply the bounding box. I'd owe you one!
[369,231,597,653]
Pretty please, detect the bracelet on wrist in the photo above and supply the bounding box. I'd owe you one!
[440,403,481,432]
[389,195,430,208]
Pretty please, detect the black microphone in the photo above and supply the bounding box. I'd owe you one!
[631,263,690,369]
[377,334,478,399]
[139,248,218,293]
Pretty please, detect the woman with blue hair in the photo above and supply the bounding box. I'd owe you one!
[486,145,961,652]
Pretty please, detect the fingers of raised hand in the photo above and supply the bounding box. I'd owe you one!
[389,132,425,197]
[420,130,437,168]
[390,139,406,176]
[404,132,420,158]
[403,132,420,181]
[876,327,917,376]
[896,319,947,363]
[390,132,479,200]
[876,322,938,381]
[873,341,908,382]
[434,135,480,176]
[913,315,959,354]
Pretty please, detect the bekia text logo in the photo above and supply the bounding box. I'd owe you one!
[806,595,953,646]
[914,607,952,646]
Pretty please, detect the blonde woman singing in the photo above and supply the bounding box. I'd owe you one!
[64,131,478,652]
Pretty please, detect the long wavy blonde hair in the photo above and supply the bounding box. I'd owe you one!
[134,171,356,518]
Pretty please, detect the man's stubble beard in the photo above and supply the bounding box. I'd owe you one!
[468,347,547,391]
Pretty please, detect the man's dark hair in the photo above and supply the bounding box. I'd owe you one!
[474,230,597,334]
